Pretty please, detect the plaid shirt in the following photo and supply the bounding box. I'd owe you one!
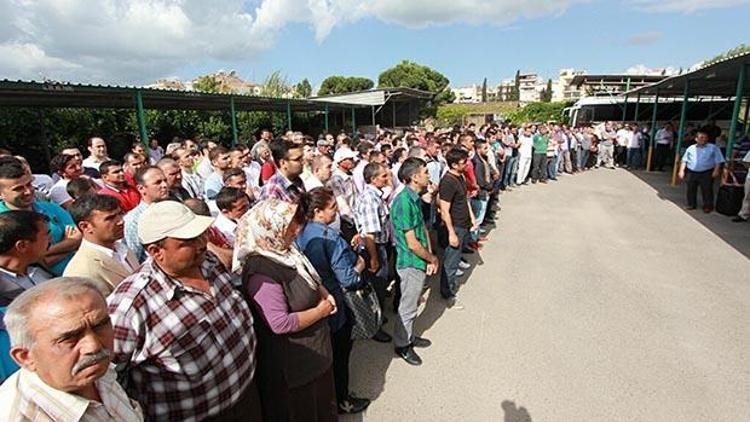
[0,366,143,421]
[107,252,256,421]
[257,172,305,203]
[354,184,391,244]
[391,186,429,271]
[327,168,356,222]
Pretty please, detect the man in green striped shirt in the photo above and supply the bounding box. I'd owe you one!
[391,158,439,366]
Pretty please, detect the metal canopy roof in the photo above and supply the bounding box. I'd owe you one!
[0,80,366,112]
[625,52,750,97]
[310,87,434,106]
[570,74,666,87]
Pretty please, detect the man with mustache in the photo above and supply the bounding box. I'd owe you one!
[108,200,260,421]
[0,277,144,420]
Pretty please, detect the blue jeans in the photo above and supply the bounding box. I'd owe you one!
[440,226,471,299]
[547,155,559,180]
[502,156,518,187]
[470,197,488,241]
[577,149,589,170]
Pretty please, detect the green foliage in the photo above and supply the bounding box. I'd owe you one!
[435,102,519,126]
[294,79,313,98]
[261,71,291,98]
[703,44,750,67]
[539,79,553,102]
[509,70,520,102]
[481,78,488,103]
[193,75,225,93]
[378,60,455,116]
[318,76,374,95]
[504,101,573,125]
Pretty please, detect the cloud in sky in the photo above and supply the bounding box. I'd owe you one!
[629,0,750,13]
[0,0,584,84]
[627,31,662,45]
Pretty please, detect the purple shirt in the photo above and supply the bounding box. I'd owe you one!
[246,273,300,334]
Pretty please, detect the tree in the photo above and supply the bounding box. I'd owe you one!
[318,76,374,95]
[261,70,291,98]
[481,78,488,103]
[378,60,456,116]
[193,75,223,93]
[294,79,313,98]
[510,70,521,102]
[540,79,553,102]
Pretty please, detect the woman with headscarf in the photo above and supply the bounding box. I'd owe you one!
[295,188,370,415]
[233,198,338,422]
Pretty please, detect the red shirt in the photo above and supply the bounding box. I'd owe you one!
[99,183,141,212]
[464,158,478,195]
[260,161,277,184]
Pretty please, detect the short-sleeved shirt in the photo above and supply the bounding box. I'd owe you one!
[391,186,429,271]
[532,134,548,155]
[0,200,76,276]
[353,184,391,244]
[681,143,725,172]
[258,172,306,204]
[108,252,255,421]
[438,172,471,229]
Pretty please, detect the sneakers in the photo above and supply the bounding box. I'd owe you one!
[395,345,423,366]
[338,396,371,414]
[455,269,465,277]
[458,260,471,270]
[732,216,748,222]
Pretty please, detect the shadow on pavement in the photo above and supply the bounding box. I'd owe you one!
[502,400,533,422]
[630,169,750,259]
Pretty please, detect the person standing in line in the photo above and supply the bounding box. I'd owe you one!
[678,129,725,213]
[81,137,110,178]
[438,148,475,310]
[531,125,549,183]
[627,126,644,170]
[516,125,534,184]
[598,122,617,169]
[391,158,439,366]
[654,122,674,171]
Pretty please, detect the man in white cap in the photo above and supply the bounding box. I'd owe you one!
[327,147,359,242]
[107,200,260,421]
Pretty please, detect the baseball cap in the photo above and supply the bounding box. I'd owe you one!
[138,200,215,245]
[333,148,358,163]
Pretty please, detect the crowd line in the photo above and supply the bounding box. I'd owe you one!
[0,118,747,421]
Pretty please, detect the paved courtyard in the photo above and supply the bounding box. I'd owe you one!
[343,168,750,422]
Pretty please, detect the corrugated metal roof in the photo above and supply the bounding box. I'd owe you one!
[0,79,366,112]
[624,51,750,97]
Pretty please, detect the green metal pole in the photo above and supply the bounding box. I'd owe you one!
[727,64,747,159]
[351,108,356,134]
[286,101,292,131]
[621,94,629,123]
[647,90,660,172]
[230,96,238,147]
[634,93,641,122]
[742,98,749,135]
[324,105,329,132]
[135,90,149,148]
[671,82,690,185]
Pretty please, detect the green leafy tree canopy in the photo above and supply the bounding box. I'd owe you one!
[294,79,313,98]
[378,60,456,116]
[261,70,291,98]
[318,76,374,95]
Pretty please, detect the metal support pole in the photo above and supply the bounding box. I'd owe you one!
[286,101,292,131]
[727,64,747,159]
[392,101,396,128]
[633,93,641,123]
[742,98,750,135]
[671,82,690,185]
[351,108,356,134]
[230,96,238,146]
[647,91,660,172]
[621,95,628,123]
[324,105,329,132]
[135,90,149,147]
[371,106,376,126]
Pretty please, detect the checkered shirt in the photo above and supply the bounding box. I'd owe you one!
[107,252,256,421]
[327,169,357,222]
[257,172,306,204]
[354,184,391,244]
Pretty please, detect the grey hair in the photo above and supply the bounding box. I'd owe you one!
[3,277,109,348]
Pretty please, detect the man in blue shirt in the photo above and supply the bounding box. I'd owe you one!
[678,129,725,212]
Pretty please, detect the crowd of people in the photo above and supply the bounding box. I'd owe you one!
[0,117,747,421]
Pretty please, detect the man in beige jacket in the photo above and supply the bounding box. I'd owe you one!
[64,194,138,294]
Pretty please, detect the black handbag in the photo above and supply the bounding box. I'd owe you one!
[716,172,745,216]
[322,228,382,340]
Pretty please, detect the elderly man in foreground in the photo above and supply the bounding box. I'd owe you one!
[108,200,260,421]
[0,277,143,421]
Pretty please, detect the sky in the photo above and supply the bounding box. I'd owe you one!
[1,0,749,89]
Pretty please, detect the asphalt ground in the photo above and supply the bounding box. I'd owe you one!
[342,168,750,422]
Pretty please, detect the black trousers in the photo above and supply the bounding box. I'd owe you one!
[615,145,627,166]
[531,154,547,182]
[686,169,714,209]
[331,320,353,403]
[655,144,670,171]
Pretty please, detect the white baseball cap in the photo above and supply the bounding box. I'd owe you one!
[137,200,215,245]
[333,148,358,163]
